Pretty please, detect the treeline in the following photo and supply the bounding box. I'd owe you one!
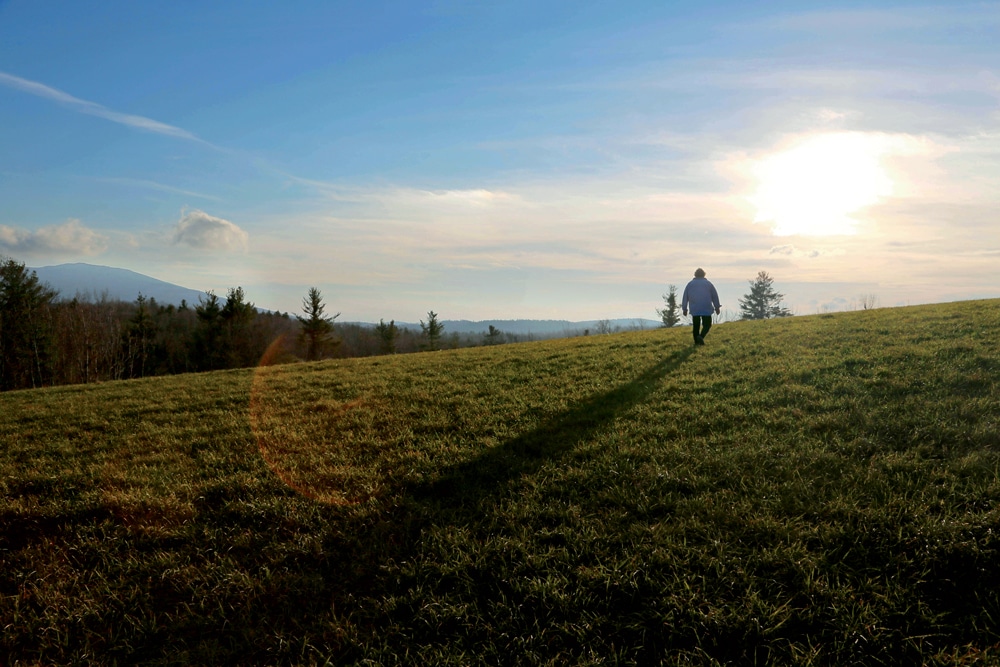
[0,258,521,392]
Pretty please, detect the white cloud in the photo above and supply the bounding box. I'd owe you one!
[172,210,249,252]
[769,244,842,259]
[420,188,517,206]
[769,244,795,256]
[247,174,762,300]
[0,219,108,256]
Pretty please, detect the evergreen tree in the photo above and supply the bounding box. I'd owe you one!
[297,287,339,361]
[221,286,257,367]
[126,293,157,378]
[0,257,57,390]
[657,285,681,327]
[193,291,225,370]
[160,300,196,375]
[420,310,443,351]
[739,271,792,320]
[484,324,504,345]
[375,319,398,354]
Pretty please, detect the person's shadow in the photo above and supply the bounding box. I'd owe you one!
[408,346,694,508]
[206,345,697,663]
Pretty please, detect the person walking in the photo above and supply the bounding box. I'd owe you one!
[682,268,721,346]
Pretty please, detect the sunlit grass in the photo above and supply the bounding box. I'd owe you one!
[2,300,999,665]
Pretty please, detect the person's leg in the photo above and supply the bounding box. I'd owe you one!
[693,316,706,344]
[691,317,700,344]
[700,316,712,340]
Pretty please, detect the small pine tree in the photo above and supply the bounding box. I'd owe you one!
[221,286,257,368]
[193,291,225,371]
[420,310,444,351]
[375,319,398,354]
[738,271,792,320]
[127,293,157,378]
[657,285,681,327]
[297,287,339,361]
[484,325,503,345]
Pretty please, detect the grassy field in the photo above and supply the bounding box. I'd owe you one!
[2,299,999,665]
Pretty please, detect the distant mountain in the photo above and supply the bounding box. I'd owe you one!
[30,263,663,332]
[31,263,206,306]
[389,318,662,336]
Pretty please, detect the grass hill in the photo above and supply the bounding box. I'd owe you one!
[2,300,999,665]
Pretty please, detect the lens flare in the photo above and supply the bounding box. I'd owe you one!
[249,335,381,505]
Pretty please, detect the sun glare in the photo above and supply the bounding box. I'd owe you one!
[750,132,894,236]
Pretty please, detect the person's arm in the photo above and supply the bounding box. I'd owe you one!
[681,284,690,316]
[711,285,721,315]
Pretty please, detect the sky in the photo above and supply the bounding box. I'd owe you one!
[1,0,998,322]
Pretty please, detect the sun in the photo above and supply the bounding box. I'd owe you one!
[749,132,894,236]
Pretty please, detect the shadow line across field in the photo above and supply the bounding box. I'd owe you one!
[409,346,694,506]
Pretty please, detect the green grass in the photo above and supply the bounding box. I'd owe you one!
[2,300,999,665]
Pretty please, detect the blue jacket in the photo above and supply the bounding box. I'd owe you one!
[682,277,721,316]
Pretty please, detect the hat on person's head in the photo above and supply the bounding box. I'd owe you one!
[694,268,706,278]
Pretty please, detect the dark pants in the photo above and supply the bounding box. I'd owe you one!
[692,315,712,343]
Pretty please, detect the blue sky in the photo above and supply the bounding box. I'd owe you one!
[1,1,998,321]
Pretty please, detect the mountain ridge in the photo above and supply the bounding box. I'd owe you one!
[31,263,207,307]
[382,318,662,335]
[29,263,663,333]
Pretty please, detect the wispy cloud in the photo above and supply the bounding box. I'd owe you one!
[752,4,1000,34]
[96,177,223,202]
[258,177,759,289]
[0,71,206,143]
[0,219,108,255]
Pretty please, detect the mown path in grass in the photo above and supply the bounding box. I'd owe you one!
[2,300,999,665]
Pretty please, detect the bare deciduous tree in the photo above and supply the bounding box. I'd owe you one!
[859,293,879,310]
